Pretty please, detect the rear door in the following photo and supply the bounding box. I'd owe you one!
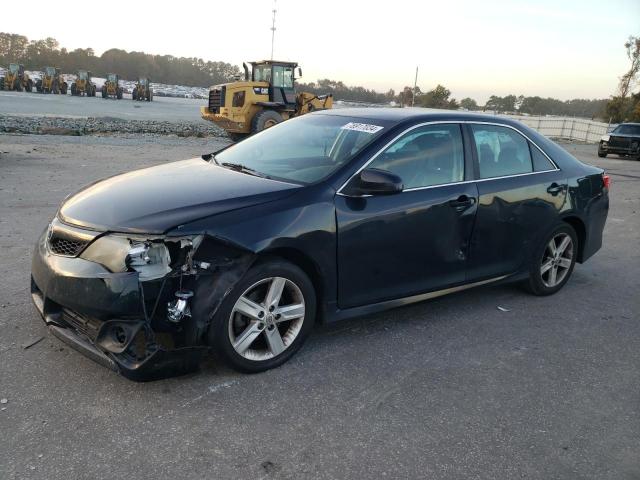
[465,123,567,281]
[335,123,478,309]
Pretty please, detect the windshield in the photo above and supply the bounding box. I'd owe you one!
[253,65,271,83]
[214,114,391,184]
[78,71,88,80]
[9,64,18,73]
[45,67,55,76]
[614,124,640,135]
[139,78,148,86]
[108,74,117,82]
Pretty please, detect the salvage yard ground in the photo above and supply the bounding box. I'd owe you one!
[0,134,638,479]
[0,90,208,123]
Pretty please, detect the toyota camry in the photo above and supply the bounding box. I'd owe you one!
[31,108,609,380]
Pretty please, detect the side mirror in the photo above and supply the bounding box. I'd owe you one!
[243,63,249,81]
[297,67,302,78]
[345,168,403,196]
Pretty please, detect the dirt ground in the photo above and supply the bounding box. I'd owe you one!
[0,134,638,480]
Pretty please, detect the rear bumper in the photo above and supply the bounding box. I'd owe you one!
[30,229,206,381]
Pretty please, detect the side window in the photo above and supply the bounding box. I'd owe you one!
[471,125,533,179]
[283,66,294,89]
[530,143,555,171]
[368,124,464,189]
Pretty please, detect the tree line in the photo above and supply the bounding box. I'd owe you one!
[0,32,241,86]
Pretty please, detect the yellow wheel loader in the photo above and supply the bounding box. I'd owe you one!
[101,73,123,99]
[132,77,153,101]
[201,60,332,141]
[70,70,96,96]
[1,63,33,92]
[35,67,67,94]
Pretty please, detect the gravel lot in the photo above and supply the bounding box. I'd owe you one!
[0,90,207,122]
[0,135,638,479]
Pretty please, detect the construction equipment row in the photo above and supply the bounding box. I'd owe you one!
[1,64,152,101]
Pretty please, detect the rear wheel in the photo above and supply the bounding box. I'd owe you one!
[101,86,107,98]
[523,224,577,296]
[205,259,316,373]
[251,109,283,134]
[15,79,23,92]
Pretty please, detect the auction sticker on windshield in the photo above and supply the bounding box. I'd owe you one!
[341,122,384,134]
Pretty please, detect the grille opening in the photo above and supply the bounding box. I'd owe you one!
[49,237,88,257]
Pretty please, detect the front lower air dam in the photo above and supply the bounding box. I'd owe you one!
[30,224,209,381]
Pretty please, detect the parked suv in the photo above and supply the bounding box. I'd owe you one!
[598,123,640,159]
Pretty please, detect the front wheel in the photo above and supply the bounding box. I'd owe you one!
[205,259,316,373]
[523,224,577,296]
[251,109,283,134]
[597,150,607,158]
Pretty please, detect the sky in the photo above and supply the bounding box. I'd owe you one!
[3,0,639,103]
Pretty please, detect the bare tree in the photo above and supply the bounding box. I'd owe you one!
[618,36,640,99]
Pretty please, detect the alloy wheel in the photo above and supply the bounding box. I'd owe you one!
[540,233,574,288]
[228,277,305,361]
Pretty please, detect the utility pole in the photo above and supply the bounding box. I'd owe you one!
[270,0,277,60]
[411,66,418,107]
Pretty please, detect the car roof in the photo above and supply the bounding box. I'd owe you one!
[617,122,640,126]
[313,107,519,125]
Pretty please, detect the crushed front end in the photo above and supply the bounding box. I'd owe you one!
[30,217,252,381]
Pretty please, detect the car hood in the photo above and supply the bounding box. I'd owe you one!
[59,158,300,234]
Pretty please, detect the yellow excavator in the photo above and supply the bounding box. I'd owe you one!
[201,60,332,141]
[36,67,67,94]
[1,63,33,92]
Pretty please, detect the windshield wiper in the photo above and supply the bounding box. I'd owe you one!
[220,162,271,179]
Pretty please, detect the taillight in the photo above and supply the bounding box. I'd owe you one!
[602,173,611,190]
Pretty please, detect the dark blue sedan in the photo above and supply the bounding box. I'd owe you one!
[31,108,610,379]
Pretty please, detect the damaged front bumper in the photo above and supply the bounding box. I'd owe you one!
[30,227,208,381]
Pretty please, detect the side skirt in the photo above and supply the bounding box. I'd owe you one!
[324,274,514,323]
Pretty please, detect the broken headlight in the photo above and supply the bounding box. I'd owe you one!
[80,234,202,281]
[125,242,171,281]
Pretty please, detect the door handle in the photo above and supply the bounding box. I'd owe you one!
[449,195,476,211]
[547,182,565,196]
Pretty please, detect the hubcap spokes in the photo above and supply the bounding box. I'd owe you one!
[541,233,573,287]
[229,277,305,361]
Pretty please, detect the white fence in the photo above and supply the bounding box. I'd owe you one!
[495,114,610,144]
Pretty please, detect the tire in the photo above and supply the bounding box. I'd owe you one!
[15,79,23,92]
[101,86,107,98]
[597,150,607,158]
[132,89,137,100]
[26,80,33,92]
[204,258,316,373]
[116,88,122,100]
[251,109,283,134]
[523,223,578,296]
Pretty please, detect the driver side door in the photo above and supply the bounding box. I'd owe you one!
[335,123,478,309]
